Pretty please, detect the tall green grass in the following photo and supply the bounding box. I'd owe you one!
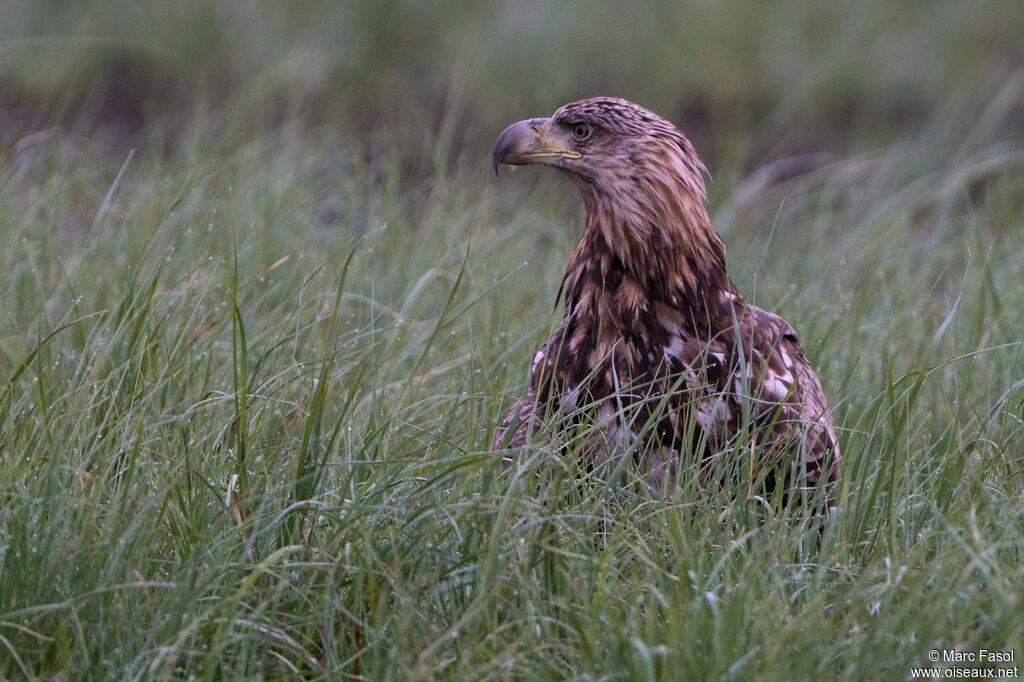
[1,89,1022,678]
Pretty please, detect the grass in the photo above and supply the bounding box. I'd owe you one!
[3,3,1024,679]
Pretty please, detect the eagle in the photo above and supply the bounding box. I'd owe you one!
[492,97,841,509]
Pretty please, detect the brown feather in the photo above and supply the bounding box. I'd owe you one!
[493,97,840,509]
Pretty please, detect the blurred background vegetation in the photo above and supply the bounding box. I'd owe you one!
[4,0,1023,174]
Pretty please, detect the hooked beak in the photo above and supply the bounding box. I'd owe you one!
[492,117,581,176]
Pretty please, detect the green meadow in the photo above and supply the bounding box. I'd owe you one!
[1,2,1023,678]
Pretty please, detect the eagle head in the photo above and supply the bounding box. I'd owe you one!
[493,97,721,292]
[492,97,707,205]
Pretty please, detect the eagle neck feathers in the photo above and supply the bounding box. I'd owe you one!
[561,147,740,335]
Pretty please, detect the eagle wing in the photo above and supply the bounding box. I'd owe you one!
[494,385,548,452]
[739,305,841,500]
[494,304,840,503]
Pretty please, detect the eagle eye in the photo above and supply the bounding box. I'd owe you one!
[570,122,592,141]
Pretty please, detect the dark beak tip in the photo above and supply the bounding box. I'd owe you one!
[492,119,534,179]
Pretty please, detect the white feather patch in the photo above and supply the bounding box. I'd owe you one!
[762,378,791,401]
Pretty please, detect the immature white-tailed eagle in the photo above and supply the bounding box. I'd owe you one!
[492,97,841,508]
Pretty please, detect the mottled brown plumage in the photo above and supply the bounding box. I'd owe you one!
[493,97,840,508]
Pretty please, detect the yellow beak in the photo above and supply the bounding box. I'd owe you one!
[492,118,581,175]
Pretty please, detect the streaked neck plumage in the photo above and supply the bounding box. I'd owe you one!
[560,137,741,333]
